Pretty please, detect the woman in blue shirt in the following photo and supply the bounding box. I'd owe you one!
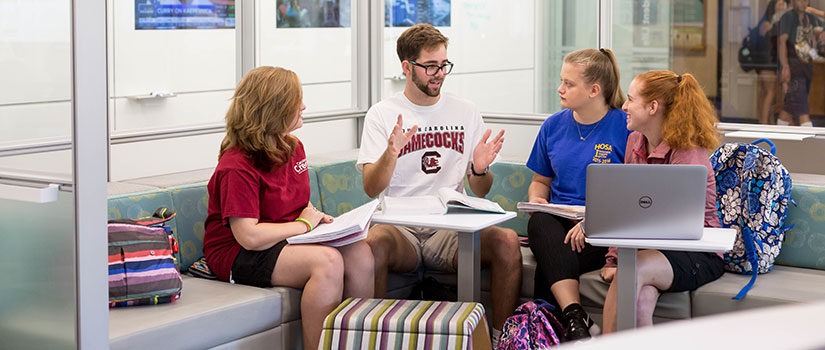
[526,48,629,341]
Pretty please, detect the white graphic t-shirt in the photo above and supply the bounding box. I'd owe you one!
[357,92,491,198]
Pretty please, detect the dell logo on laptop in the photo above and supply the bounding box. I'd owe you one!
[639,196,653,208]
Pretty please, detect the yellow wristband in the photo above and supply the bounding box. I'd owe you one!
[295,217,313,232]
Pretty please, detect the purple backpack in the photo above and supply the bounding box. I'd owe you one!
[497,299,563,349]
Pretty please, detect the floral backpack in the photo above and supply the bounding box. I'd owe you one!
[709,139,793,300]
[497,299,563,349]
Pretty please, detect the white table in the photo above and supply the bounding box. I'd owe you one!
[370,211,516,302]
[586,228,736,331]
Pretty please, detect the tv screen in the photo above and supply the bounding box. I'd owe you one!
[276,0,351,28]
[385,0,450,27]
[135,0,235,30]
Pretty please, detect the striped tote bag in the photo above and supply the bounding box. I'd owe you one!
[108,209,182,307]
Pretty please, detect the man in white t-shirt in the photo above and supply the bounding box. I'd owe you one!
[356,24,522,341]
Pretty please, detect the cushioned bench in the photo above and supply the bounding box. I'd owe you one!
[107,156,825,348]
[107,168,318,349]
[110,276,301,349]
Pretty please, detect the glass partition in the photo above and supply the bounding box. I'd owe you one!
[0,0,77,348]
[0,191,76,349]
[0,0,73,174]
[538,0,599,113]
[613,0,825,128]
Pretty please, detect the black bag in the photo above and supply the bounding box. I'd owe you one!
[406,276,457,301]
[739,26,771,72]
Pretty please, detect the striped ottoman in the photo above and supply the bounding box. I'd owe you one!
[320,298,491,350]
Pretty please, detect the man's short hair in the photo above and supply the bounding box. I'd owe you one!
[396,24,449,62]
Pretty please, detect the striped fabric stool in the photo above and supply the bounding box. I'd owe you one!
[320,298,491,350]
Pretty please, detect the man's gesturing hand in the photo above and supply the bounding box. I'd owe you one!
[472,129,504,171]
[387,114,419,156]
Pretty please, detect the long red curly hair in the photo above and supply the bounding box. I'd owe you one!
[635,71,719,151]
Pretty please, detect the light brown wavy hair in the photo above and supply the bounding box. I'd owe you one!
[563,48,625,109]
[635,71,719,151]
[219,66,302,171]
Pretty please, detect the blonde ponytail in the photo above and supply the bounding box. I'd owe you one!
[563,48,625,110]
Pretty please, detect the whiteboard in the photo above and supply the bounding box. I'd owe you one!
[257,0,353,85]
[111,0,236,98]
[383,0,534,79]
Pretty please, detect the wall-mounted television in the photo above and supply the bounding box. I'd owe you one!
[385,0,450,27]
[276,0,351,28]
[135,0,235,30]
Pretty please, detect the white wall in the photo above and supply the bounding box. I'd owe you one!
[106,117,359,181]
[486,122,540,164]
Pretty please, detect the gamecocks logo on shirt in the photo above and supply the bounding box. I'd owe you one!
[421,151,441,174]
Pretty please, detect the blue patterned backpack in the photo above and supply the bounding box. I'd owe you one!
[709,139,793,299]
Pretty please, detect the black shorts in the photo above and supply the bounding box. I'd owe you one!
[783,75,812,117]
[230,240,288,288]
[660,250,725,293]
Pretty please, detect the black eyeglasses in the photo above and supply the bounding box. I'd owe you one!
[409,60,454,76]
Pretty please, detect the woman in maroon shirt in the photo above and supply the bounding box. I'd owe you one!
[599,71,724,333]
[203,66,374,349]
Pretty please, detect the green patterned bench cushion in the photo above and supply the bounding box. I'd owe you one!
[308,167,322,210]
[463,162,531,236]
[168,183,209,272]
[108,190,181,269]
[777,184,825,270]
[320,298,488,350]
[487,162,530,236]
[314,160,371,216]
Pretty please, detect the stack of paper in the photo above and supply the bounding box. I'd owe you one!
[516,202,585,220]
[287,199,379,247]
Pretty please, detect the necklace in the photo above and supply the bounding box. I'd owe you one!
[573,114,604,141]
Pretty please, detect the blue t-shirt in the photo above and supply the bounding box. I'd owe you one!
[526,108,630,205]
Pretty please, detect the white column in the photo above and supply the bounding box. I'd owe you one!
[72,0,110,348]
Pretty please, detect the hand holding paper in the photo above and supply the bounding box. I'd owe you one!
[287,200,379,247]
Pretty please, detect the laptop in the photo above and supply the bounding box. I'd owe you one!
[584,164,707,240]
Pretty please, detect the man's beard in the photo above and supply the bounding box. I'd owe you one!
[411,71,443,97]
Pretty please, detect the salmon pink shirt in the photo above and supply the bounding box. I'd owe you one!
[604,132,720,267]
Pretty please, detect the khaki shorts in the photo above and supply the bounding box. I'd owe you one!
[396,226,459,273]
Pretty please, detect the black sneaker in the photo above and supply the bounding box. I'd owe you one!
[561,303,593,342]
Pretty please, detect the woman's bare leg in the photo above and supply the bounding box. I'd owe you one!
[271,244,344,350]
[602,250,673,334]
[336,240,375,298]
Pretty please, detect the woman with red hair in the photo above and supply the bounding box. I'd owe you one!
[600,70,723,333]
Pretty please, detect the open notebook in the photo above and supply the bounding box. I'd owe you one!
[381,188,505,215]
[287,199,379,247]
